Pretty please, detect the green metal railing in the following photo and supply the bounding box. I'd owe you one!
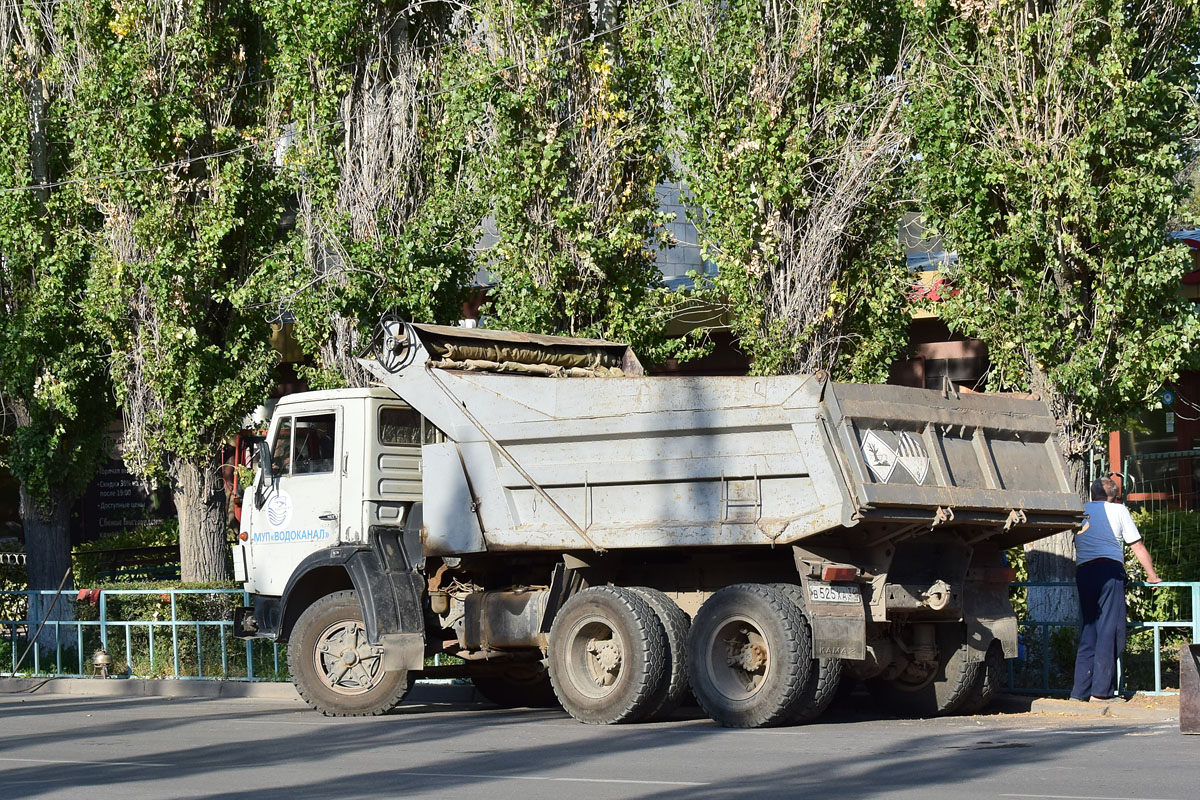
[2,588,285,681]
[1008,580,1200,696]
[5,582,1197,695]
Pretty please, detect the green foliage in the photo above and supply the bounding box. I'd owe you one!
[257,0,483,387]
[1126,508,1200,624]
[0,10,113,513]
[71,520,180,585]
[64,0,282,479]
[449,0,697,362]
[649,0,911,378]
[74,520,180,555]
[905,0,1200,473]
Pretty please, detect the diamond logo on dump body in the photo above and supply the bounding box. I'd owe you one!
[861,431,897,483]
[896,432,930,485]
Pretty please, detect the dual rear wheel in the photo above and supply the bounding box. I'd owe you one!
[546,585,691,723]
[546,582,839,728]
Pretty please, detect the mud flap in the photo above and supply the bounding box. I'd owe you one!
[380,633,426,672]
[797,574,866,660]
[963,581,1018,660]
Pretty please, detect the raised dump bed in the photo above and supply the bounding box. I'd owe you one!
[364,321,1081,556]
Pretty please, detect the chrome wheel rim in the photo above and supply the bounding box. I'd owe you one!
[313,619,384,696]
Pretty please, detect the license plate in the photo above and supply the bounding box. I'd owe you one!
[808,582,861,604]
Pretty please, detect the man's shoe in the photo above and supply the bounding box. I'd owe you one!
[1089,695,1128,703]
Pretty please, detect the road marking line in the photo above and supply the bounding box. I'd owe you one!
[0,756,171,768]
[225,718,351,727]
[389,771,707,787]
[1001,794,1181,800]
[525,721,810,736]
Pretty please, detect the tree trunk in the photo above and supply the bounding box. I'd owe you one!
[1024,449,1087,626]
[173,457,229,583]
[18,481,75,651]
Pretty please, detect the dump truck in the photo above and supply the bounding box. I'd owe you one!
[232,319,1082,727]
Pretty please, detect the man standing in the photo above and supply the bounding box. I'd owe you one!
[1070,476,1161,702]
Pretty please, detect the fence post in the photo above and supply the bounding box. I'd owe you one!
[99,591,108,651]
[1192,583,1199,644]
[243,590,255,680]
[170,590,179,678]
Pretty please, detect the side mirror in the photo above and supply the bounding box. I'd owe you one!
[254,441,273,509]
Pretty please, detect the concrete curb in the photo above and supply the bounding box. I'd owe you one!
[0,677,480,704]
[993,692,1179,722]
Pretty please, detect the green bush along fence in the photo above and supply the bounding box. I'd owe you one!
[2,588,285,681]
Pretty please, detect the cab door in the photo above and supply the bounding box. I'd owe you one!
[242,408,343,597]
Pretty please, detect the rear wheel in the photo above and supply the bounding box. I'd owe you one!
[627,587,691,721]
[866,623,981,717]
[688,583,812,728]
[547,586,668,724]
[473,663,559,708]
[289,590,411,716]
[771,583,843,724]
[960,640,1005,715]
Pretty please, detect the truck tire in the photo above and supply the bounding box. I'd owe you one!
[771,583,844,723]
[688,583,813,728]
[866,623,982,718]
[627,586,691,721]
[547,586,669,724]
[473,663,560,708]
[959,640,1005,715]
[288,590,411,717]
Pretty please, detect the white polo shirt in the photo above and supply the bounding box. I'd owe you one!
[1076,500,1142,564]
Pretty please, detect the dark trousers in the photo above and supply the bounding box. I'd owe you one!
[1071,558,1127,700]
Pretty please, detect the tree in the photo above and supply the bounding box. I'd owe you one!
[451,0,697,360]
[650,0,913,379]
[258,0,482,388]
[0,3,112,607]
[61,0,282,582]
[906,0,1200,616]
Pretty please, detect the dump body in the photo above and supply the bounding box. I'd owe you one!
[361,322,1082,557]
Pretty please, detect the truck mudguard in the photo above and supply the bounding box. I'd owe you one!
[279,529,425,671]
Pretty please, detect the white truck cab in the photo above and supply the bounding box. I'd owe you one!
[235,388,431,598]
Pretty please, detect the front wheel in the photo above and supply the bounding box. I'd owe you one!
[289,590,411,716]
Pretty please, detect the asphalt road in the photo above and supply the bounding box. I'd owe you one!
[0,692,1194,800]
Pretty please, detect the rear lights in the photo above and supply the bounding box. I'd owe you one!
[821,565,859,582]
[986,567,1017,584]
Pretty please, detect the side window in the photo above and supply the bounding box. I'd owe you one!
[293,413,337,475]
[380,406,422,445]
[422,417,444,445]
[271,418,293,475]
